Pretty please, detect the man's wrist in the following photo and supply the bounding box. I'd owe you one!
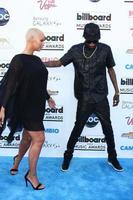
[115,92,120,95]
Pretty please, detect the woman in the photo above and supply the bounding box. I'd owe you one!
[0,28,55,190]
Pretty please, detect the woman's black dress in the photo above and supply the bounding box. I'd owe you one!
[0,54,50,139]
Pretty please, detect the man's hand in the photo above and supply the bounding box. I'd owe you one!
[113,94,120,106]
[47,97,56,108]
[0,107,5,127]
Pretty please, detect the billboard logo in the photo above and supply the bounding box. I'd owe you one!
[45,34,64,42]
[120,78,133,94]
[0,8,10,26]
[0,134,20,149]
[75,135,106,151]
[77,13,111,21]
[42,33,64,51]
[76,12,111,31]
[44,106,63,122]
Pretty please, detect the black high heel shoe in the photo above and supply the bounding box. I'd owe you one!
[10,155,19,175]
[24,171,45,190]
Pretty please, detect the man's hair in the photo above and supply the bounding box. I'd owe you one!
[25,28,43,41]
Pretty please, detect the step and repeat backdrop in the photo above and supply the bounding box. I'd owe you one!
[0,0,133,158]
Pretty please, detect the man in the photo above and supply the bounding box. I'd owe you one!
[45,23,123,172]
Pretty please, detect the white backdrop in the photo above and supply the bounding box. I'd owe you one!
[0,0,133,158]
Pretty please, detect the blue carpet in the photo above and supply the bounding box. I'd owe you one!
[0,157,133,200]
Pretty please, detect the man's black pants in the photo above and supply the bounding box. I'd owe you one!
[66,97,117,159]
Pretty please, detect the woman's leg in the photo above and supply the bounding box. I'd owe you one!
[11,129,31,170]
[27,130,45,188]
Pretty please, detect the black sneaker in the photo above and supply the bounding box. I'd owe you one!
[61,152,73,171]
[108,158,124,172]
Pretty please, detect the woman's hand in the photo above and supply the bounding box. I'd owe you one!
[0,107,5,127]
[47,97,56,108]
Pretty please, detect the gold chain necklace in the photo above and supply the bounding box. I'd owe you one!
[83,45,97,59]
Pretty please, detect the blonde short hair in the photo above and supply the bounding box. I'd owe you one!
[25,28,43,41]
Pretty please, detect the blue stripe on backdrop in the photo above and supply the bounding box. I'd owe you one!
[0,157,133,200]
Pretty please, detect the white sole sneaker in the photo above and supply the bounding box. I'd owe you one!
[61,167,68,172]
[108,161,124,172]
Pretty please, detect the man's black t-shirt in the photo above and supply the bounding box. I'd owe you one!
[60,42,115,102]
